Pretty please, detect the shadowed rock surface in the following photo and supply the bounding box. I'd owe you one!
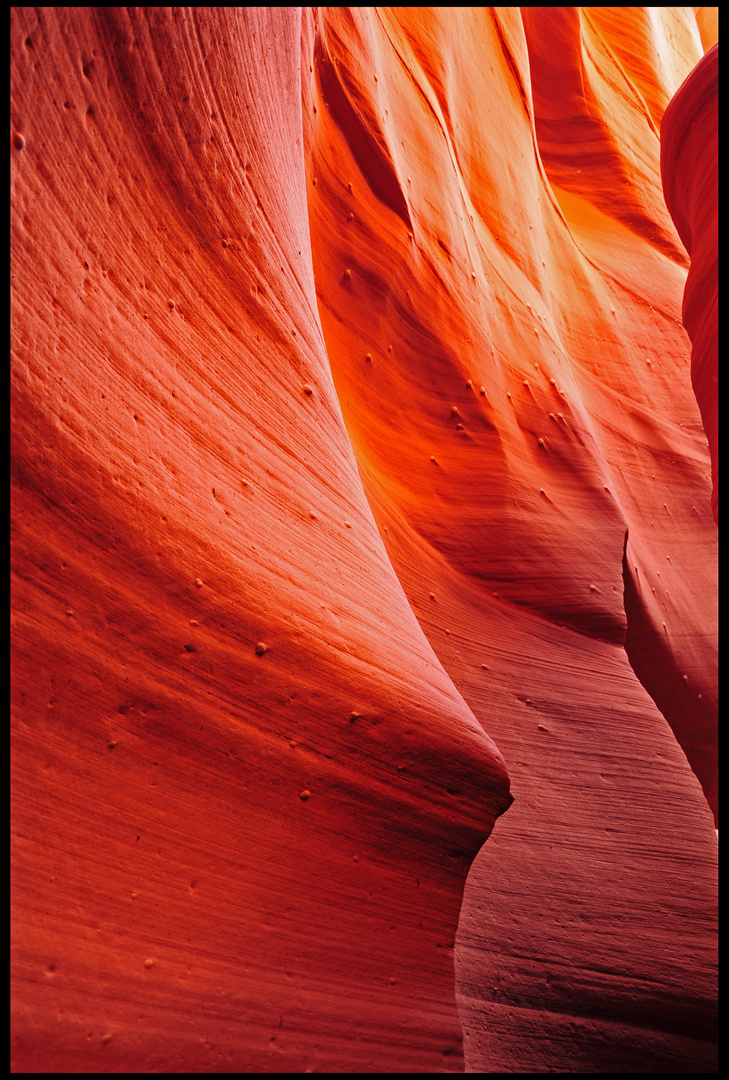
[661,41,718,526]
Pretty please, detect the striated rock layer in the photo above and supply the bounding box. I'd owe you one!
[10,8,511,1072]
[304,6,717,1073]
[11,6,717,1074]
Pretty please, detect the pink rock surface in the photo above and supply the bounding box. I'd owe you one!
[11,6,717,1073]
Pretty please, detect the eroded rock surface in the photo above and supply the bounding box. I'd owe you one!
[305,6,717,1073]
[10,8,510,1072]
[11,6,717,1074]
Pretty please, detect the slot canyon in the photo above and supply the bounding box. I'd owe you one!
[11,7,717,1073]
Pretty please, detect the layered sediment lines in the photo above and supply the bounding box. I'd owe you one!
[305,6,717,1073]
[11,6,717,1074]
[10,8,510,1073]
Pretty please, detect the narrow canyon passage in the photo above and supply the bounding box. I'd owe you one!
[11,6,717,1073]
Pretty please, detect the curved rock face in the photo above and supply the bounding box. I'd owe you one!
[10,8,511,1073]
[305,6,716,1073]
[11,6,717,1074]
[661,42,718,526]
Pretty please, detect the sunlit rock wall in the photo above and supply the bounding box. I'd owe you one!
[10,8,511,1072]
[303,6,717,1073]
[11,6,717,1074]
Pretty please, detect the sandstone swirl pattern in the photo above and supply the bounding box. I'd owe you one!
[11,7,717,1073]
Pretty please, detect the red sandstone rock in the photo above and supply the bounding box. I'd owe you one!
[661,42,718,525]
[11,6,717,1074]
[305,5,716,1072]
[10,8,510,1072]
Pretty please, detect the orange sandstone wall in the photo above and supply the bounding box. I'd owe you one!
[11,6,717,1074]
[304,6,717,1073]
[10,8,511,1072]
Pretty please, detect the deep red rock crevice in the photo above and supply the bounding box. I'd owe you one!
[660,42,718,526]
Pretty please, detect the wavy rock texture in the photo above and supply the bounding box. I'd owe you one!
[10,8,511,1073]
[661,41,718,525]
[11,6,717,1074]
[304,8,717,1072]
